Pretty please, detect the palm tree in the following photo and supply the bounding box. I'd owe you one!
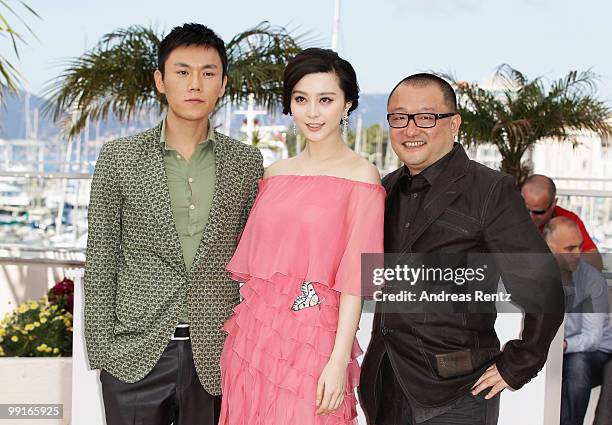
[43,22,311,138]
[446,65,612,186]
[0,0,39,103]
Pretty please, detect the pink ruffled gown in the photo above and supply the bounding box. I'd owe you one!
[219,175,385,425]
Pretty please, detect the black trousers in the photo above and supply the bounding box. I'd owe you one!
[100,340,221,425]
[375,354,500,425]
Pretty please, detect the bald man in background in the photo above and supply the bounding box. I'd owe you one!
[522,174,603,271]
[544,217,612,425]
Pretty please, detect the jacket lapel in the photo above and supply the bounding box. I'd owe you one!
[189,132,231,275]
[401,147,470,251]
[140,124,186,276]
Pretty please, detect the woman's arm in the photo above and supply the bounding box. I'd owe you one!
[316,293,362,415]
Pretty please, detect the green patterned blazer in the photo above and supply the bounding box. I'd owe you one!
[84,123,263,395]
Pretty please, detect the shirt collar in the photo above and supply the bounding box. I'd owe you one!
[159,117,216,151]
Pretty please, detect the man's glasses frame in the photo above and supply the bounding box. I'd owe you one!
[387,112,457,129]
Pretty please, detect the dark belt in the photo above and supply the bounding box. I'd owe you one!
[171,324,190,340]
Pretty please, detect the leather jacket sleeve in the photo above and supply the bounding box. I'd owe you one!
[482,175,565,389]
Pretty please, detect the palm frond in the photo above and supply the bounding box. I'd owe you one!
[0,0,40,59]
[450,65,612,183]
[224,21,314,112]
[495,64,532,90]
[0,0,40,43]
[548,69,598,100]
[0,51,20,97]
[44,21,313,137]
[0,0,40,102]
[42,25,163,138]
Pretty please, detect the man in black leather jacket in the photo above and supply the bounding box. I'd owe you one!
[359,73,565,425]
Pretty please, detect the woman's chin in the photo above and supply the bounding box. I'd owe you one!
[302,128,340,143]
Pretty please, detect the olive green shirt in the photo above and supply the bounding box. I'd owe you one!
[160,119,216,323]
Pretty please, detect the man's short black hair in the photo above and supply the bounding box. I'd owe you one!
[282,48,359,115]
[158,23,228,77]
[388,73,457,112]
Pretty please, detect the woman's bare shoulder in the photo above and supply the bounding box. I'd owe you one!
[342,153,381,185]
[263,157,298,178]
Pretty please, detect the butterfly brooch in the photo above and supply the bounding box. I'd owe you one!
[292,281,321,311]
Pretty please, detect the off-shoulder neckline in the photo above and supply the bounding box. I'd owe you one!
[261,174,385,190]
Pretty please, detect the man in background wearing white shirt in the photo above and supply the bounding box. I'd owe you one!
[544,217,612,425]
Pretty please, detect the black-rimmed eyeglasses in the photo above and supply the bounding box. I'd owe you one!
[387,112,457,129]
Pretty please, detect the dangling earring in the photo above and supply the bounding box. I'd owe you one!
[293,122,297,136]
[341,111,349,138]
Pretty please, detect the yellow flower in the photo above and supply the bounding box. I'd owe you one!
[29,301,39,309]
[51,305,58,311]
[34,321,40,327]
[45,347,52,353]
[36,345,44,352]
[17,304,29,314]
[53,348,59,354]
[0,346,4,356]
[11,335,18,342]
[0,328,5,337]
[40,318,47,324]
[25,324,34,331]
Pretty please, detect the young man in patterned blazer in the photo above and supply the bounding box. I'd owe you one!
[84,23,263,425]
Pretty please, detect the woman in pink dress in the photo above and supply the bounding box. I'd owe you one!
[219,48,385,425]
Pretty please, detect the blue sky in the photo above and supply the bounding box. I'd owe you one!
[5,0,612,102]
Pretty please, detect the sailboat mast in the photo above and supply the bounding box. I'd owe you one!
[331,0,341,52]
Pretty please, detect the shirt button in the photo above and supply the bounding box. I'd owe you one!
[381,326,389,336]
[188,177,194,183]
[176,154,181,159]
[405,222,410,229]
[412,193,419,198]
[189,204,195,210]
